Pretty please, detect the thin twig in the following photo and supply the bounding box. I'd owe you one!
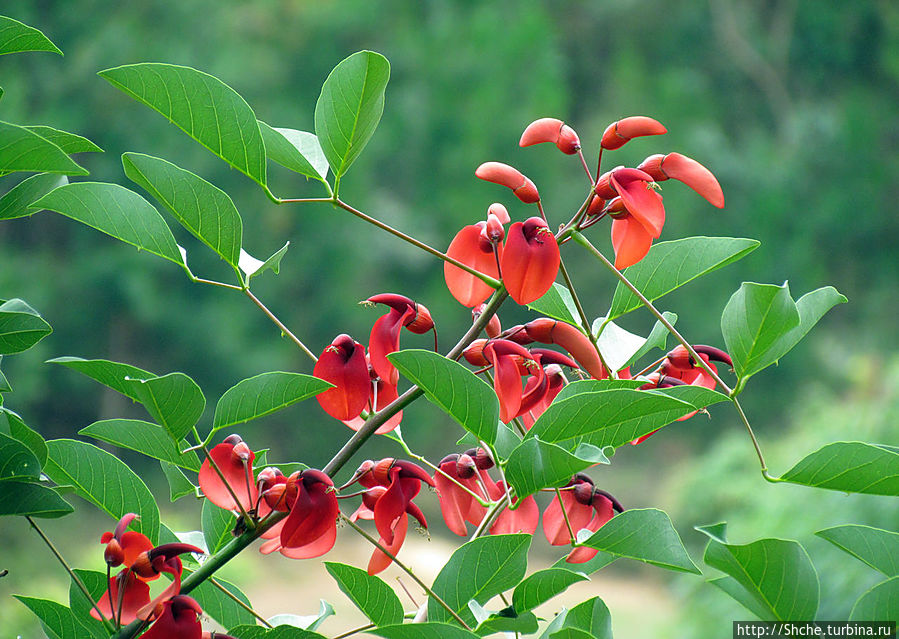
[242,288,318,363]
[333,622,376,639]
[209,577,273,628]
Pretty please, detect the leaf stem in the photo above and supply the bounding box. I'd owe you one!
[553,488,577,545]
[333,622,376,639]
[340,515,472,630]
[209,576,273,628]
[242,287,318,363]
[25,516,114,634]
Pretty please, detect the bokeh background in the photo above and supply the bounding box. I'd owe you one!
[1,0,897,636]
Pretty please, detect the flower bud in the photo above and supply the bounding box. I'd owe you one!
[601,116,667,150]
[487,202,510,224]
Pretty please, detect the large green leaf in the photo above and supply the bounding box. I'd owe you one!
[511,568,588,613]
[324,562,404,627]
[778,442,899,496]
[43,439,159,542]
[68,569,108,638]
[429,534,531,627]
[190,576,256,629]
[722,283,846,386]
[213,372,332,433]
[0,407,48,466]
[160,460,196,501]
[543,597,612,639]
[25,126,103,154]
[48,356,156,401]
[314,51,390,180]
[578,508,700,574]
[552,551,617,576]
[33,182,184,265]
[202,498,235,554]
[0,479,73,518]
[0,121,87,176]
[99,63,266,185]
[15,596,84,639]
[79,419,201,471]
[123,372,206,442]
[816,525,899,577]
[0,16,62,56]
[227,625,327,639]
[505,438,606,499]
[528,283,580,325]
[0,173,68,220]
[608,237,759,318]
[471,603,540,636]
[389,349,499,445]
[369,624,481,639]
[849,576,899,621]
[697,524,819,620]
[0,431,40,479]
[258,122,329,183]
[123,153,243,267]
[526,388,698,450]
[0,298,52,355]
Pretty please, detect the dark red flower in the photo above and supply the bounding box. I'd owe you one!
[434,453,485,536]
[542,475,623,563]
[366,293,435,386]
[313,334,370,421]
[92,570,150,625]
[481,339,537,423]
[141,595,203,639]
[100,513,153,568]
[519,117,581,154]
[519,362,566,429]
[198,434,257,513]
[600,116,667,150]
[500,217,560,305]
[276,470,339,559]
[661,344,731,389]
[638,152,724,208]
[566,488,622,564]
[512,318,608,380]
[481,476,539,535]
[630,373,689,445]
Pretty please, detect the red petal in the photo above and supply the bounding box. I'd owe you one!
[435,466,474,536]
[661,153,724,208]
[342,379,403,434]
[280,521,337,559]
[542,490,594,546]
[566,498,615,564]
[368,513,408,575]
[490,493,539,535]
[198,442,258,512]
[519,118,564,147]
[93,571,150,624]
[140,596,202,639]
[501,218,560,305]
[601,116,667,150]
[369,307,414,385]
[475,161,526,190]
[373,468,407,545]
[280,476,338,550]
[444,224,500,307]
[611,216,654,269]
[119,531,153,568]
[611,169,665,238]
[314,336,371,421]
[485,343,526,423]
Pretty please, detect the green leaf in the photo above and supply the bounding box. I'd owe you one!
[0,16,63,55]
[593,317,648,373]
[0,121,87,175]
[608,237,760,318]
[99,63,266,185]
[429,534,531,627]
[623,312,678,369]
[815,525,899,577]
[79,419,201,471]
[512,568,588,613]
[0,431,40,479]
[0,298,52,355]
[43,439,159,542]
[314,50,390,179]
[470,601,540,636]
[0,479,73,518]
[227,624,327,639]
[202,498,235,554]
[697,524,819,620]
[324,562,404,627]
[48,356,156,400]
[25,126,103,154]
[648,385,730,411]
[213,372,332,433]
[160,459,196,501]
[123,372,206,442]
[0,173,68,220]
[240,242,290,282]
[578,508,700,574]
[552,551,617,576]
[258,122,329,183]
[849,576,899,621]
[528,283,580,325]
[369,623,482,639]
[123,152,243,267]
[15,596,84,639]
[0,407,48,466]
[778,442,899,496]
[190,576,256,629]
[505,438,602,499]
[389,349,499,445]
[553,379,645,404]
[526,388,697,450]
[544,597,612,639]
[33,182,184,265]
[0,356,9,392]
[68,569,108,639]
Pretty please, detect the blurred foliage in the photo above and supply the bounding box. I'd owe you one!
[0,0,896,635]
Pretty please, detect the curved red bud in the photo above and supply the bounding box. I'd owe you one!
[524,319,607,380]
[367,294,434,335]
[445,224,501,307]
[485,214,505,243]
[641,152,724,208]
[198,438,258,512]
[694,344,732,367]
[611,214,654,269]
[501,217,560,305]
[393,460,436,487]
[610,168,664,238]
[519,117,581,155]
[487,202,511,224]
[472,304,502,339]
[314,334,371,421]
[601,116,667,150]
[475,162,540,203]
[463,339,489,366]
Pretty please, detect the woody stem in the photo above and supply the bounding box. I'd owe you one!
[25,517,115,634]
[340,515,472,630]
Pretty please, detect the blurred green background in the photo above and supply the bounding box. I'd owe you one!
[1,0,897,636]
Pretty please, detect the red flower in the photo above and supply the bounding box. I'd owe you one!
[93,570,150,625]
[600,116,667,150]
[475,162,540,203]
[638,152,724,208]
[366,293,435,386]
[661,344,731,389]
[198,434,257,513]
[272,469,339,560]
[630,373,689,445]
[610,211,655,270]
[140,595,203,639]
[542,475,623,563]
[100,513,153,568]
[481,476,539,535]
[313,334,371,421]
[566,488,622,564]
[445,207,507,307]
[510,318,608,380]
[500,217,560,305]
[341,370,403,435]
[519,118,581,155]
[435,453,485,536]
[481,339,537,423]
[595,168,665,269]
[519,362,566,429]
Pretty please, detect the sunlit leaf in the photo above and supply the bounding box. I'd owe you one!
[160,460,196,502]
[240,242,289,281]
[213,372,332,433]
[0,431,40,479]
[370,624,481,639]
[68,569,108,638]
[0,407,48,466]
[779,442,899,496]
[258,122,329,183]
[202,498,235,554]
[79,419,201,471]
[48,356,155,401]
[0,16,63,56]
[227,624,327,639]
[0,173,68,220]
[324,562,403,627]
[0,298,52,355]
[511,568,588,613]
[25,126,102,154]
[0,480,73,518]
[816,524,899,577]
[15,596,84,639]
[528,283,580,325]
[123,372,206,442]
[849,577,899,621]
[0,121,87,176]
[505,438,604,499]
[190,576,256,629]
